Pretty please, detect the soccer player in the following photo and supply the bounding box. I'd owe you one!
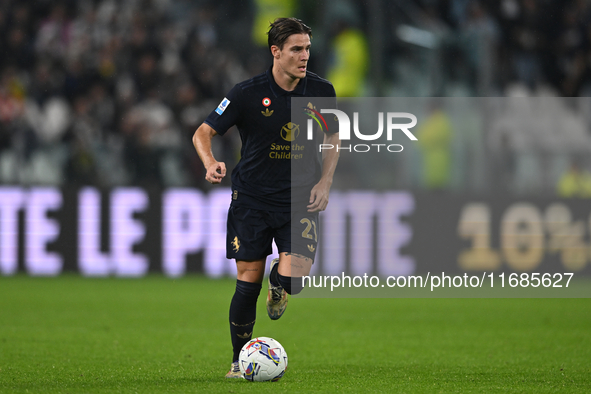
[192,17,340,378]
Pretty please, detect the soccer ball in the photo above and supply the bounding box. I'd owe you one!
[238,337,288,382]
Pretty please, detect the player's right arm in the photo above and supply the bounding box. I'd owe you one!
[193,123,226,184]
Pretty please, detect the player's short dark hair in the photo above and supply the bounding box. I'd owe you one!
[267,17,312,53]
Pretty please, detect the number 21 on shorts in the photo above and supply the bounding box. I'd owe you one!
[300,218,317,242]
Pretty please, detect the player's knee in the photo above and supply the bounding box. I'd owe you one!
[235,279,262,298]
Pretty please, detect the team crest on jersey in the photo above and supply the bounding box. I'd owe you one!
[215,97,230,115]
[262,97,271,107]
[281,122,300,141]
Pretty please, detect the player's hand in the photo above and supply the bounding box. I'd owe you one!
[307,180,331,212]
[205,162,226,184]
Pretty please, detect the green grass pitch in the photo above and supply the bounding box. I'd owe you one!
[0,275,589,393]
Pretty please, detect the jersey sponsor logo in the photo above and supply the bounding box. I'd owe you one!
[269,142,304,159]
[232,236,240,252]
[261,108,274,117]
[270,122,304,159]
[215,97,230,115]
[307,244,316,253]
[262,97,271,107]
[280,122,300,142]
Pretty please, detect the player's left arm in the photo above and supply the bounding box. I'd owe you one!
[307,131,340,212]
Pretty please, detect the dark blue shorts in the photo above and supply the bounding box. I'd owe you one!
[226,204,319,261]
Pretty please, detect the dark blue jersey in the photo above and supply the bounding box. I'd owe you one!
[204,66,336,212]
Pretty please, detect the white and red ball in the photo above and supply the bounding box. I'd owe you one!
[238,337,288,382]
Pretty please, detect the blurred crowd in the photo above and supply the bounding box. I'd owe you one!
[432,0,591,96]
[0,0,247,188]
[0,0,590,194]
